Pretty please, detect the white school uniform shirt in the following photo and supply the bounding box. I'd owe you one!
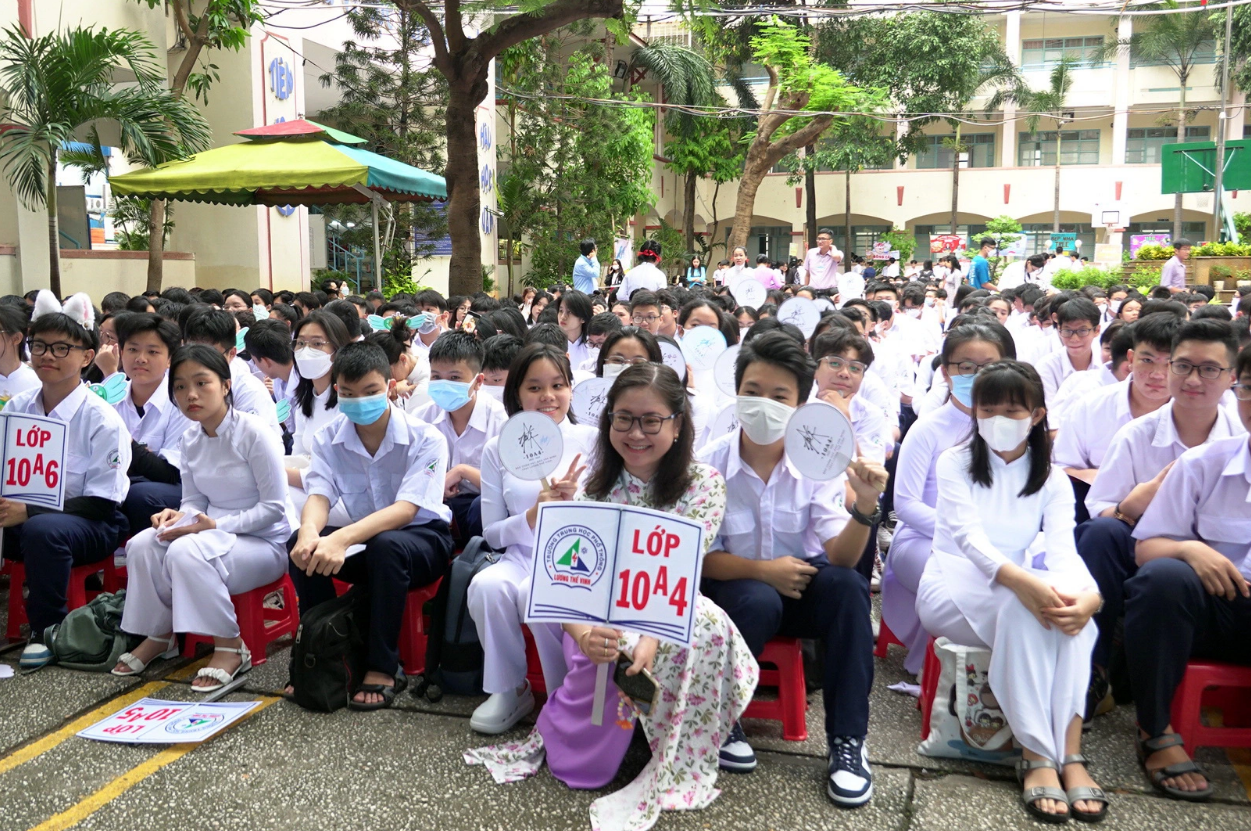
[230,357,281,438]
[293,386,338,458]
[1053,379,1140,471]
[566,337,594,373]
[480,418,597,556]
[412,393,508,496]
[929,445,1096,639]
[270,364,301,430]
[113,374,193,465]
[1036,341,1100,406]
[698,430,850,561]
[304,405,452,527]
[6,383,131,503]
[858,367,898,421]
[0,364,39,402]
[177,408,294,542]
[1085,400,1246,517]
[892,401,972,543]
[401,352,432,413]
[1049,359,1119,426]
[617,261,666,302]
[1133,435,1251,580]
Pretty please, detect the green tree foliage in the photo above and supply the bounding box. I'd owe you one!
[976,215,1024,281]
[0,25,210,296]
[316,3,449,287]
[499,38,654,288]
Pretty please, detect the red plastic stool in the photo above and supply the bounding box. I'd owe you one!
[874,618,905,658]
[523,625,546,696]
[398,578,442,675]
[918,638,941,740]
[183,575,299,666]
[4,558,118,641]
[743,637,809,741]
[1170,660,1251,755]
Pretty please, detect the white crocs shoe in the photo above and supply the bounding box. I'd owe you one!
[470,682,535,734]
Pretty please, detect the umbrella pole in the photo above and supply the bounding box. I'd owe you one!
[372,199,382,291]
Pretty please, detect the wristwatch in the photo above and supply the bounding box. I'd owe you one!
[849,500,882,527]
[1113,502,1136,527]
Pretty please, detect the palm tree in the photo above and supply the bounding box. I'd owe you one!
[989,56,1078,234]
[1097,1,1219,239]
[0,25,210,296]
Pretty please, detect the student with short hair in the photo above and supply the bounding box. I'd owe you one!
[556,290,594,371]
[293,291,321,317]
[1077,319,1245,721]
[112,312,193,533]
[480,334,521,402]
[468,344,597,734]
[1037,298,1102,406]
[288,342,454,709]
[182,308,281,438]
[811,329,889,464]
[115,345,293,690]
[14,293,132,670]
[1049,320,1131,424]
[1122,343,1251,801]
[411,289,450,359]
[698,331,888,806]
[917,361,1106,823]
[244,318,298,430]
[412,332,506,546]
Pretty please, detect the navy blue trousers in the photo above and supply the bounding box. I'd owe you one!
[4,510,125,637]
[1075,516,1137,669]
[446,493,482,549]
[288,522,453,676]
[1125,558,1251,736]
[702,557,873,741]
[122,479,182,540]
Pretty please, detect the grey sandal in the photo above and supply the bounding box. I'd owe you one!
[1016,758,1071,824]
[1134,732,1214,802]
[1061,755,1109,823]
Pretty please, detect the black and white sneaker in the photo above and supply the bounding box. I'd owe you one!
[719,721,756,773]
[827,736,873,808]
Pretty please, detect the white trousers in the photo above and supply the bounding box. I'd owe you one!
[880,526,932,675]
[121,527,287,639]
[916,567,1095,764]
[466,547,567,695]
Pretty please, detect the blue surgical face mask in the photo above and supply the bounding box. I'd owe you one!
[949,373,976,408]
[236,327,249,353]
[428,379,474,412]
[338,392,389,425]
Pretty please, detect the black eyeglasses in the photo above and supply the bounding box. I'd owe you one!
[1169,360,1230,381]
[607,412,678,434]
[27,340,87,358]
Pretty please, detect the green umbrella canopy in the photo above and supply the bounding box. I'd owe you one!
[109,119,446,205]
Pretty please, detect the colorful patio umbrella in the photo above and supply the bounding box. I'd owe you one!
[109,119,447,282]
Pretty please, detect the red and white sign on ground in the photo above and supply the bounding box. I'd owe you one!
[77,698,261,744]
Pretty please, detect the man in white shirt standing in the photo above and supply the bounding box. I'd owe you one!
[804,228,843,291]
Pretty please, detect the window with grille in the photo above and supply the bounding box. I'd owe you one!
[1021,37,1105,71]
[1018,129,1101,166]
[1126,126,1210,164]
[915,134,996,169]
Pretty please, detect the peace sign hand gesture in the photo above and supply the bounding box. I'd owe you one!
[539,454,586,504]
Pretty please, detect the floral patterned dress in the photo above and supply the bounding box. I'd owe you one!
[464,463,759,831]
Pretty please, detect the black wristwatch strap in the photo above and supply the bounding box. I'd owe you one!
[849,500,881,527]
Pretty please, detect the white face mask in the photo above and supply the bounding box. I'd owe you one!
[905,308,922,319]
[479,384,506,402]
[736,395,794,445]
[293,347,333,380]
[1110,300,1122,314]
[602,362,628,380]
[977,414,1035,453]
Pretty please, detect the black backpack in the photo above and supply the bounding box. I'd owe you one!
[413,536,498,701]
[289,586,368,712]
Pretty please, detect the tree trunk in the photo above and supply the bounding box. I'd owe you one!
[950,123,962,234]
[805,143,817,249]
[145,199,165,293]
[46,157,61,298]
[1174,75,1188,240]
[844,167,852,259]
[683,171,697,253]
[1053,125,1062,234]
[445,81,486,296]
[728,165,768,255]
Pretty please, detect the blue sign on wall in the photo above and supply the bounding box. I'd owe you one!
[269,58,294,101]
[413,204,453,257]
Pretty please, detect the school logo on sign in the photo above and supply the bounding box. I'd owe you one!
[543,525,607,590]
[164,712,225,736]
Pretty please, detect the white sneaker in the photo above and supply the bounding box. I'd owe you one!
[470,682,535,734]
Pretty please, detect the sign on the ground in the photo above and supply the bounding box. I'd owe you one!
[78,698,260,744]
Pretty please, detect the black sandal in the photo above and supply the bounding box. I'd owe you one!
[348,668,408,712]
[1134,732,1214,802]
[1061,754,1109,824]
[1017,758,1070,824]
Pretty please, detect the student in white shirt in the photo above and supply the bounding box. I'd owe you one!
[479,334,522,405]
[556,290,595,371]
[285,311,353,485]
[0,304,39,403]
[244,319,299,447]
[1037,299,1102,406]
[617,240,667,302]
[698,332,888,807]
[367,322,431,412]
[916,361,1107,823]
[811,328,889,465]
[468,345,597,733]
[115,345,293,690]
[412,332,507,547]
[181,309,281,439]
[14,293,132,670]
[112,313,193,535]
[410,289,452,359]
[288,342,455,710]
[1049,321,1128,425]
[1122,343,1251,802]
[881,322,1015,676]
[1075,319,1245,721]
